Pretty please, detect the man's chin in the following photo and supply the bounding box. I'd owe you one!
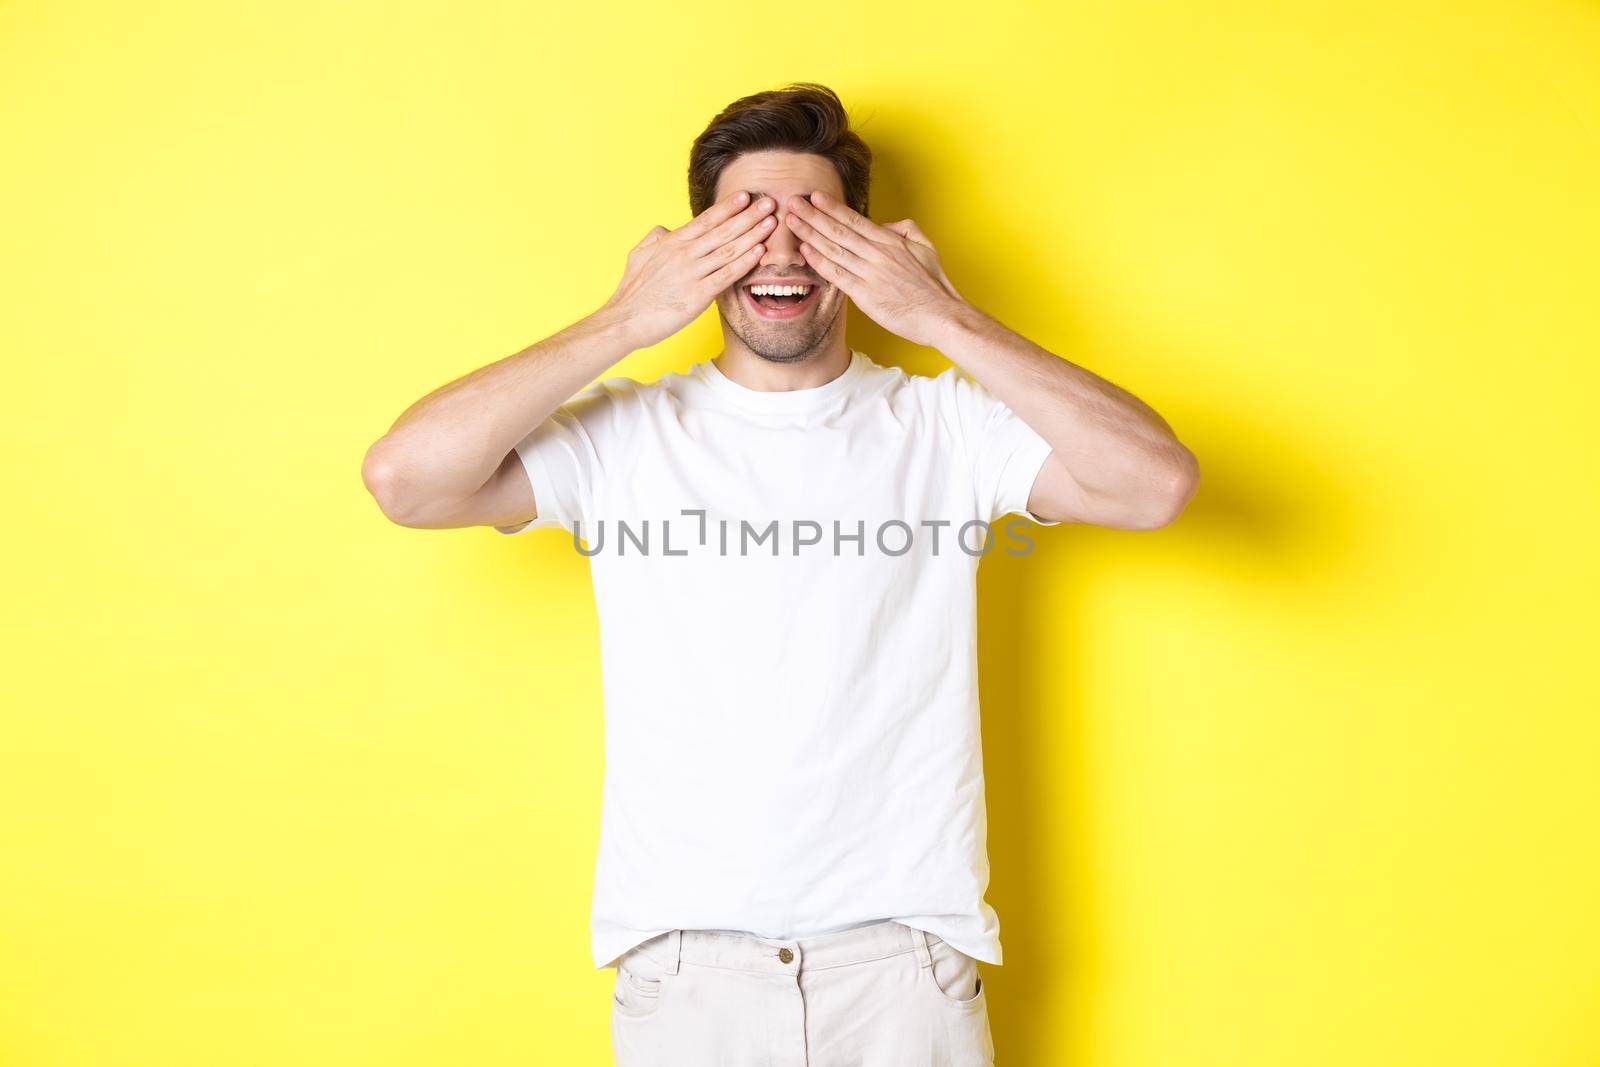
[717,296,839,363]
[748,345,815,365]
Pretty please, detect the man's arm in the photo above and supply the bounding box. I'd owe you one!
[360,308,635,530]
[930,303,1200,530]
[782,190,1199,530]
[361,189,778,530]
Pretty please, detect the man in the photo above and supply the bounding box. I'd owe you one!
[362,82,1198,1066]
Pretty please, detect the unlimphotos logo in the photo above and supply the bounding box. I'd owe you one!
[566,510,1036,558]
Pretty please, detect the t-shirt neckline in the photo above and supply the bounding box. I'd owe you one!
[697,349,866,414]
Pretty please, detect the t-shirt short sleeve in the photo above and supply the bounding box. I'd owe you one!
[938,369,1060,526]
[494,378,637,536]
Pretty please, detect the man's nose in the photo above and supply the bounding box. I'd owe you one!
[759,206,805,266]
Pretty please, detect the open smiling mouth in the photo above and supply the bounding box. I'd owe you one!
[741,282,822,320]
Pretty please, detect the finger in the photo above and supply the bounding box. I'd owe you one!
[689,195,777,260]
[798,240,864,294]
[787,193,881,261]
[807,189,898,247]
[785,209,873,274]
[702,239,769,291]
[693,210,774,281]
[675,189,752,241]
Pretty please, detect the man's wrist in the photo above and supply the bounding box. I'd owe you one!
[578,301,648,357]
[926,298,998,358]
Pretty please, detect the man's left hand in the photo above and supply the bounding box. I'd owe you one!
[784,190,968,348]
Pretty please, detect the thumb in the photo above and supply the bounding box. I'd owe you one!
[884,219,933,248]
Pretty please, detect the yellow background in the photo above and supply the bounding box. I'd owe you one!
[3,1,1597,1064]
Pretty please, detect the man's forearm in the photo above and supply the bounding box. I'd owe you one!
[363,304,637,520]
[930,300,1197,517]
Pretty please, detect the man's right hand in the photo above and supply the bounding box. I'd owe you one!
[601,190,777,349]
[363,193,776,532]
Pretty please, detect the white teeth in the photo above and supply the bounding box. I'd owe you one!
[749,284,812,297]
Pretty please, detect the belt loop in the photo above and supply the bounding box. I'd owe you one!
[911,926,933,969]
[664,929,682,975]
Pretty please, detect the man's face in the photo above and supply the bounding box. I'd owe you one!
[712,150,849,364]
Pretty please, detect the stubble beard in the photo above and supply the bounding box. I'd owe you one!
[719,290,844,365]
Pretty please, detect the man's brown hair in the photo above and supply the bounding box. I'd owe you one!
[688,82,872,219]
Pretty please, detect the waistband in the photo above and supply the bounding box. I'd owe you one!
[632,919,941,977]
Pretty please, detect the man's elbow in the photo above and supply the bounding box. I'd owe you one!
[1130,447,1200,531]
[362,440,422,526]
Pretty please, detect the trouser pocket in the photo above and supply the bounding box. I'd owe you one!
[612,945,669,1020]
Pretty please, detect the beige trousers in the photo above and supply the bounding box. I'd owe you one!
[610,919,995,1066]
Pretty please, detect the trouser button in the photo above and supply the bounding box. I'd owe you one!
[778,947,794,963]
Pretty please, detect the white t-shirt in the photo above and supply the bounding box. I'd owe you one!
[497,348,1056,969]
